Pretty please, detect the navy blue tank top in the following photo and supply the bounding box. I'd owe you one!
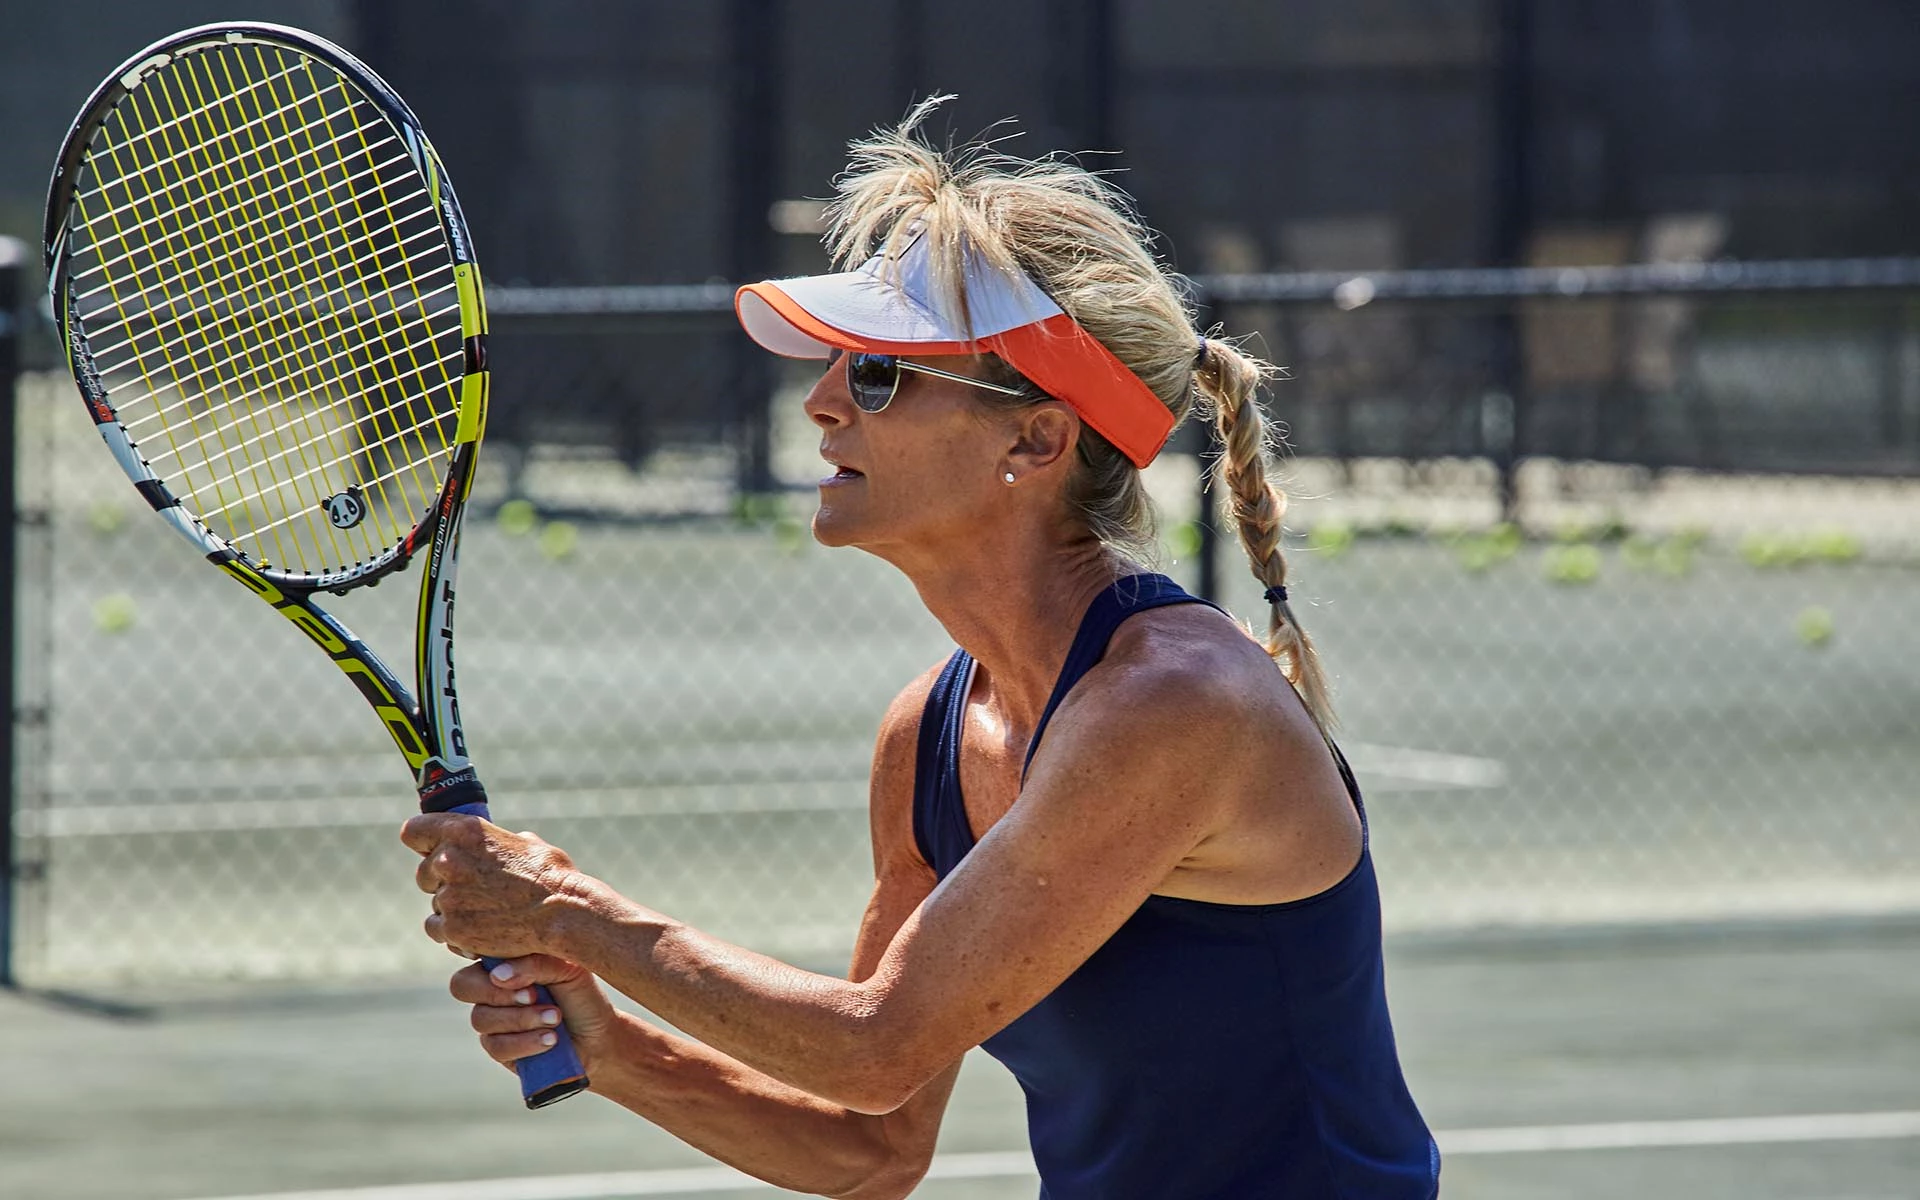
[912,574,1438,1199]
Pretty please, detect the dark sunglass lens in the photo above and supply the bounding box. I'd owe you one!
[846,353,899,412]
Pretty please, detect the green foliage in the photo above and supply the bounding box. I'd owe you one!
[1307,520,1356,558]
[732,492,785,526]
[1542,543,1602,585]
[1740,529,1866,569]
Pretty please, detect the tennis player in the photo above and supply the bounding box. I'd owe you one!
[404,100,1438,1199]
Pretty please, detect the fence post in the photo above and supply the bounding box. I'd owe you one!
[1191,294,1222,602]
[0,236,24,987]
[728,0,782,499]
[1490,0,1534,526]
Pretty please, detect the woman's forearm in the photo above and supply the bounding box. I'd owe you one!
[589,1009,926,1198]
[547,880,919,1114]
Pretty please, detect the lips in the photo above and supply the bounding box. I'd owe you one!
[820,448,863,481]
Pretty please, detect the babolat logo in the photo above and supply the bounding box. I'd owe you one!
[439,579,466,756]
[324,486,367,529]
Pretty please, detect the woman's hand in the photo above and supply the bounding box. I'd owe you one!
[452,954,619,1075]
[401,814,587,960]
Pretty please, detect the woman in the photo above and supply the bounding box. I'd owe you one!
[404,101,1438,1199]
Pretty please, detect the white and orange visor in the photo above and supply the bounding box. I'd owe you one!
[734,228,1175,468]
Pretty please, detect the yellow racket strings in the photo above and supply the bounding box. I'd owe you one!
[67,42,464,574]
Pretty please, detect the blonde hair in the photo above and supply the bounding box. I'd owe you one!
[825,98,1334,730]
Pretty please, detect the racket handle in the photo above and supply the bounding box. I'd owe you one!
[437,793,591,1110]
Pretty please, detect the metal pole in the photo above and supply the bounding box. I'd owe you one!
[1490,0,1534,524]
[729,0,782,499]
[0,236,24,987]
[1087,0,1116,150]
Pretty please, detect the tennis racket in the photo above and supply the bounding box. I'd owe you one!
[44,22,586,1108]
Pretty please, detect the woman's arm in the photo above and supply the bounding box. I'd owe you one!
[443,670,959,1199]
[413,645,1246,1112]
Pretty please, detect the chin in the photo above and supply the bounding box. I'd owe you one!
[810,506,860,548]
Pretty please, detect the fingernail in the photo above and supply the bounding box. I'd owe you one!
[539,1031,557,1047]
[489,963,514,983]
[513,989,532,1005]
[540,1008,561,1026]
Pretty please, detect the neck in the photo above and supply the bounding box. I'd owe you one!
[883,529,1128,730]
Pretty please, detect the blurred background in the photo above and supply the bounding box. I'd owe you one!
[1,2,1917,1198]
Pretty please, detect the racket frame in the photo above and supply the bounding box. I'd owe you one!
[44,21,586,1107]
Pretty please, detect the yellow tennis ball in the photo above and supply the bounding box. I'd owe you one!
[88,501,128,537]
[1795,606,1835,648]
[1165,521,1203,561]
[93,593,137,633]
[538,521,578,561]
[496,498,538,537]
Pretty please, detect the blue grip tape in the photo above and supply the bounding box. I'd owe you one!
[449,799,590,1108]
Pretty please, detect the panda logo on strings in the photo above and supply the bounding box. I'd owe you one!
[324,486,368,530]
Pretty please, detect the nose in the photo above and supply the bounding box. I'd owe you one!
[802,360,851,431]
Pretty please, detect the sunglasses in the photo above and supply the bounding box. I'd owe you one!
[840,350,1029,413]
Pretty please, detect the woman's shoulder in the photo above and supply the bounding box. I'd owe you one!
[875,657,951,762]
[865,658,954,881]
[1105,599,1291,704]
[1055,599,1322,768]
[867,658,952,811]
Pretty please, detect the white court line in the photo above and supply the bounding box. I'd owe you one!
[15,785,869,838]
[1343,740,1508,791]
[182,1152,1036,1200]
[180,1111,1920,1200]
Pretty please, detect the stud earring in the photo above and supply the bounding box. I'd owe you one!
[1003,471,1016,485]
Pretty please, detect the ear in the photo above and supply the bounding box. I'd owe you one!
[1006,401,1079,475]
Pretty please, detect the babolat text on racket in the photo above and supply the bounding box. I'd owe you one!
[44,22,586,1108]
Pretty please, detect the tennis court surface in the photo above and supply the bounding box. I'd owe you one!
[4,917,1916,1198]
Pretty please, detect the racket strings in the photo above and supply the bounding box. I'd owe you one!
[101,72,351,571]
[117,282,460,450]
[70,110,394,276]
[122,55,357,569]
[80,53,391,570]
[172,339,464,523]
[99,240,452,405]
[66,40,463,575]
[140,322,463,505]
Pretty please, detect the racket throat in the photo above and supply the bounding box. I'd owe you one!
[417,758,488,813]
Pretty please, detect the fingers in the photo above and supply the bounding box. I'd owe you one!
[477,1025,567,1066]
[451,959,539,1006]
[414,845,469,895]
[471,999,564,1038]
[453,957,572,1066]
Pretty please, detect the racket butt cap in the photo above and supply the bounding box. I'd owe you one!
[523,1073,591,1110]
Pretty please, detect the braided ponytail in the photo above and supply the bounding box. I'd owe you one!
[1194,338,1336,732]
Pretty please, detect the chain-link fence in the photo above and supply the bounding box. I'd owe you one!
[6,258,1919,986]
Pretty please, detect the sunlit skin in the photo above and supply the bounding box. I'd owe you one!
[401,353,1363,1198]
